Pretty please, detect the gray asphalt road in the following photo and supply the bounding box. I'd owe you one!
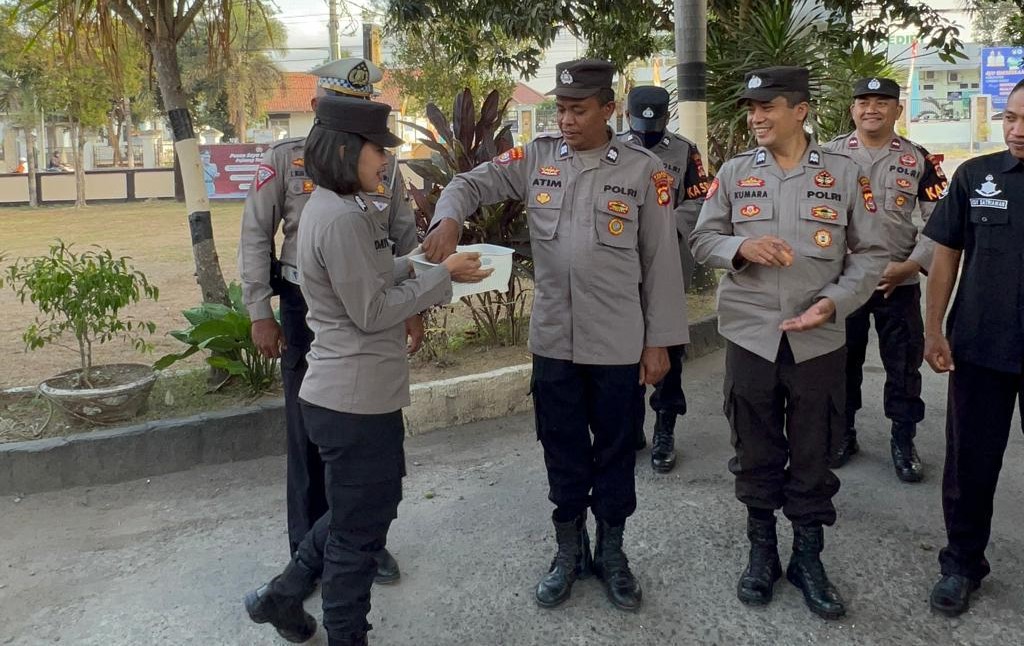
[2,345,1022,646]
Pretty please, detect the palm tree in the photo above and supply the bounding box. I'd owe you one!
[12,0,261,306]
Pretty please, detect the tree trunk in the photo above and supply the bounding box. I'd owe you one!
[150,34,229,306]
[124,97,136,169]
[25,128,38,208]
[108,109,122,167]
[73,121,87,208]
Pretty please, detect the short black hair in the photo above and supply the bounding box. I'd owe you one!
[1011,78,1024,100]
[303,126,364,195]
[595,87,615,106]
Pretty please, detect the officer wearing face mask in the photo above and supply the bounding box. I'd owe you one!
[620,86,709,474]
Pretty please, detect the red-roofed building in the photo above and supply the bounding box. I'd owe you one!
[510,83,547,107]
[262,71,405,140]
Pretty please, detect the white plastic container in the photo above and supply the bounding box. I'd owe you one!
[410,243,514,304]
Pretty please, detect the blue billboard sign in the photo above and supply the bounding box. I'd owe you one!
[982,46,1024,110]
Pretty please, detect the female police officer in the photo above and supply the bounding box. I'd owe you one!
[246,94,489,646]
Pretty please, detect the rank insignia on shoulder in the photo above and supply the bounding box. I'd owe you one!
[754,150,768,166]
[737,176,765,188]
[608,217,625,236]
[814,170,835,188]
[811,205,838,220]
[605,147,619,163]
[814,229,833,248]
[607,200,629,215]
[354,195,368,211]
[302,179,315,193]
[494,147,525,165]
[896,178,912,189]
[706,176,720,199]
[899,153,916,168]
[740,204,761,218]
[539,166,560,177]
[536,192,551,205]
[255,164,276,190]
[808,150,821,166]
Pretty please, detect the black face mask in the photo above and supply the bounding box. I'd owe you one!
[633,130,664,150]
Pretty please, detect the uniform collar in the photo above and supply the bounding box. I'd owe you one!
[559,128,620,164]
[753,141,822,168]
[1002,150,1024,173]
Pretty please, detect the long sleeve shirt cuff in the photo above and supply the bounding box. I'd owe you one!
[247,299,275,322]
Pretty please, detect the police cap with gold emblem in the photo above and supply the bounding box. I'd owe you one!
[547,59,615,99]
[311,57,383,98]
[627,86,670,132]
[314,95,403,147]
[739,66,810,104]
[853,76,900,100]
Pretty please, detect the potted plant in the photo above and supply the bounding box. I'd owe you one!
[1,241,160,424]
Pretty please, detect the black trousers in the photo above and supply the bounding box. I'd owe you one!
[939,358,1024,582]
[531,355,640,525]
[300,402,405,639]
[845,284,925,426]
[279,282,327,555]
[724,338,844,526]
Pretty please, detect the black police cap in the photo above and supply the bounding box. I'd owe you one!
[853,77,900,100]
[739,66,810,104]
[547,59,615,99]
[314,94,402,147]
[627,86,670,129]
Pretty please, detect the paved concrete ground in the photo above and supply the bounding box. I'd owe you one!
[2,345,1023,646]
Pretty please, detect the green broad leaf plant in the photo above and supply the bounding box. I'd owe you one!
[155,282,277,394]
[1,241,159,388]
[401,88,532,347]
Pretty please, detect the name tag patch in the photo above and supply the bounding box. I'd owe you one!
[970,198,1009,210]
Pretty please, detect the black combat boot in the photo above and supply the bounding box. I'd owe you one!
[374,549,401,585]
[244,560,318,643]
[737,514,783,606]
[786,524,846,620]
[535,512,592,608]
[651,413,678,473]
[891,422,923,482]
[593,519,642,612]
[328,631,368,646]
[829,419,859,469]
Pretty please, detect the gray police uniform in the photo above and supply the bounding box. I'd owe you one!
[238,139,416,555]
[690,141,887,524]
[430,132,688,523]
[823,131,948,429]
[618,130,708,290]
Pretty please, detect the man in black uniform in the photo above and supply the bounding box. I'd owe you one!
[620,86,709,473]
[824,77,949,481]
[923,79,1024,617]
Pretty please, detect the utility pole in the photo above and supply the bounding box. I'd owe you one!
[328,0,342,61]
[674,0,708,160]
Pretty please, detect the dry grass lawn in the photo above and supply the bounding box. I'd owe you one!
[0,200,246,388]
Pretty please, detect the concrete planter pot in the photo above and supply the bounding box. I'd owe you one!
[39,363,157,425]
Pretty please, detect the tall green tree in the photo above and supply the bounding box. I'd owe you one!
[386,0,967,73]
[971,0,1024,46]
[0,19,45,205]
[179,1,286,141]
[390,18,520,115]
[12,0,271,306]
